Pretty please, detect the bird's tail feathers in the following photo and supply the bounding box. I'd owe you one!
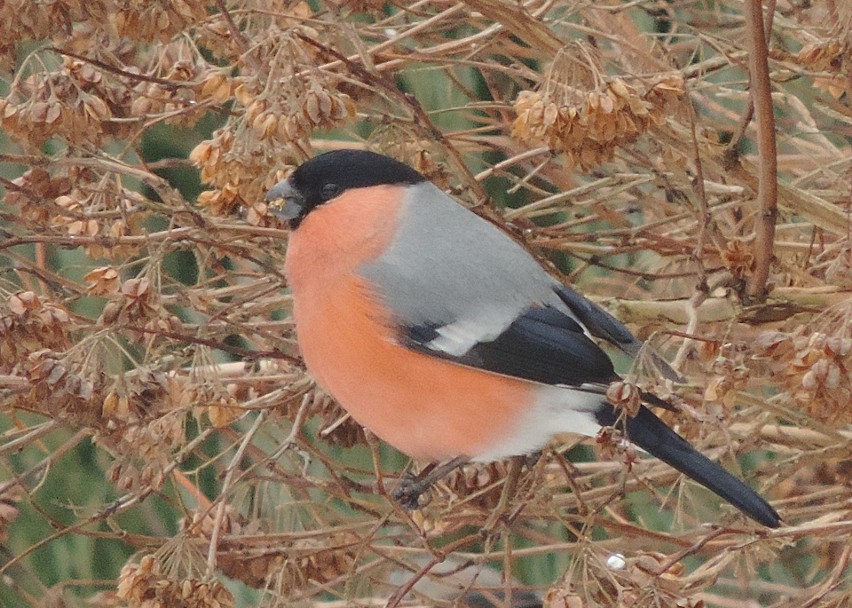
[595,405,781,528]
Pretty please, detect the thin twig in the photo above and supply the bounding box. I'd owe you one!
[205,409,268,578]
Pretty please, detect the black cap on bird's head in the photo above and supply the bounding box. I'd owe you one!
[265,149,426,228]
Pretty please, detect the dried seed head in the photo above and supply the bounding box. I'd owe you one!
[512,44,684,169]
[442,461,510,511]
[112,1,209,43]
[543,586,586,608]
[217,535,358,595]
[595,426,623,460]
[369,126,450,188]
[606,381,642,417]
[796,40,848,72]
[117,549,234,608]
[1,293,73,372]
[763,318,852,424]
[720,239,755,279]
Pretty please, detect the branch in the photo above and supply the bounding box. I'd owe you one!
[723,0,777,161]
[743,0,778,302]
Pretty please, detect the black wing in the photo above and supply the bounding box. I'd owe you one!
[554,285,642,355]
[404,304,617,386]
[556,286,684,383]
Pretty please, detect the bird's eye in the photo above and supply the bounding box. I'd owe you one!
[321,183,341,200]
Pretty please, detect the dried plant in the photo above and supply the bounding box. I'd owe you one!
[1,1,851,607]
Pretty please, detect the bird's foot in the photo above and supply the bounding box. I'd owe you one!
[391,456,470,511]
[392,470,431,510]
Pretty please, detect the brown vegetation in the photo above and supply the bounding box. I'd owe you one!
[0,1,851,607]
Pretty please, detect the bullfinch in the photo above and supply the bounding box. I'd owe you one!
[265,149,781,528]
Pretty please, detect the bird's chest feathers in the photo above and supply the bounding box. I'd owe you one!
[284,185,406,375]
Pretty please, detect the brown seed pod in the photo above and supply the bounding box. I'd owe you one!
[606,380,642,417]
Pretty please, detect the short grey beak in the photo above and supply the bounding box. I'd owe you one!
[265,179,304,222]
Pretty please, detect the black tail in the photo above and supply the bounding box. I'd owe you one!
[596,405,781,528]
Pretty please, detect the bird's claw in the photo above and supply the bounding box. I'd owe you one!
[392,471,429,510]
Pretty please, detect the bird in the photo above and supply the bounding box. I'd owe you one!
[265,149,781,528]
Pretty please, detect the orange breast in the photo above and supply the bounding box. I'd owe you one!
[284,186,535,460]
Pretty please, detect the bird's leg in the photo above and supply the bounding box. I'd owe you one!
[392,455,470,510]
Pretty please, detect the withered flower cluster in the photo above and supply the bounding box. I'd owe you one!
[512,45,684,169]
[190,29,356,219]
[1,1,851,607]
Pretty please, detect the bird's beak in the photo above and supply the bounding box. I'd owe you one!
[265,179,304,224]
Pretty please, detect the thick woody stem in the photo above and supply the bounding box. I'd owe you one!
[744,0,778,302]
